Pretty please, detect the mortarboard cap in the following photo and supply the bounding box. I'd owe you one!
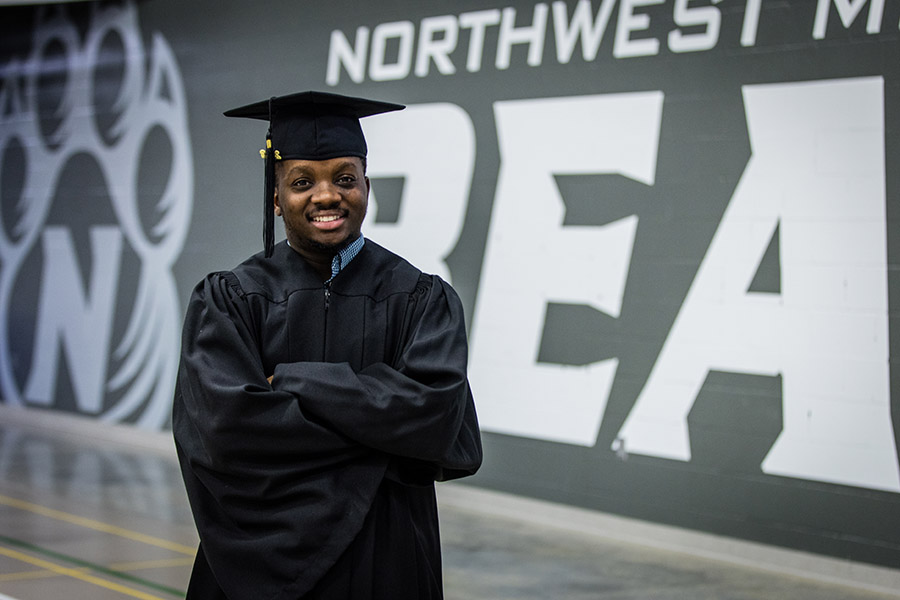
[224,91,405,257]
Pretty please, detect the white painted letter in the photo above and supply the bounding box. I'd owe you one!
[326,26,369,85]
[459,9,502,73]
[470,92,663,445]
[361,104,474,282]
[615,77,899,492]
[813,0,885,39]
[668,0,722,53]
[614,0,665,58]
[552,0,617,63]
[415,15,459,77]
[369,21,415,82]
[25,227,122,413]
[742,0,763,46]
[496,4,549,69]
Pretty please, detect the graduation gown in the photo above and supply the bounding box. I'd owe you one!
[172,240,482,600]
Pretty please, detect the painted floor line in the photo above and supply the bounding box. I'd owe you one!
[0,568,69,583]
[0,493,195,555]
[0,535,185,598]
[0,546,169,600]
[108,558,196,572]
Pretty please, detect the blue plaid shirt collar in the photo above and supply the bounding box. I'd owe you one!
[285,234,365,282]
[328,234,365,282]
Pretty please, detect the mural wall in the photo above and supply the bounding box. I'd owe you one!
[1,0,898,569]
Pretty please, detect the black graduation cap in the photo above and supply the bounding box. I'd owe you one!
[224,91,405,258]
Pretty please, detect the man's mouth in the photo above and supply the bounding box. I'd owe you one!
[309,211,347,230]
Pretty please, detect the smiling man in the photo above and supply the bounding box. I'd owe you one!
[275,156,369,279]
[172,91,482,600]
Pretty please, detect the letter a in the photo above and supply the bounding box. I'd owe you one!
[616,78,899,492]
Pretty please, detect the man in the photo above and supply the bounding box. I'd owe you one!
[172,91,483,599]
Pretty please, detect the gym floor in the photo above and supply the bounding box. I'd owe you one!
[0,406,898,600]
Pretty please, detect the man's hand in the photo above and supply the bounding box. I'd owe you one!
[267,375,274,384]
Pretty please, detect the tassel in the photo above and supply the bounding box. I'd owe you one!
[263,98,276,258]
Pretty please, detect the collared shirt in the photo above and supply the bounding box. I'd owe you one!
[286,235,365,282]
[328,234,365,282]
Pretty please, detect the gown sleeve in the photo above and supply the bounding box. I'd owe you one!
[271,275,483,481]
[174,272,364,467]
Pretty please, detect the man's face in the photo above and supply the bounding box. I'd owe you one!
[274,156,369,256]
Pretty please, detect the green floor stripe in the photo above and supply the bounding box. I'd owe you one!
[0,534,185,598]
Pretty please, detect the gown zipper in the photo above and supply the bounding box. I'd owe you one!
[323,281,332,357]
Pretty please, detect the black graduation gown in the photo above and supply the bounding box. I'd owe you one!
[172,240,482,600]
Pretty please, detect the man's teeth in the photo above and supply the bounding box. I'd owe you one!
[312,215,341,222]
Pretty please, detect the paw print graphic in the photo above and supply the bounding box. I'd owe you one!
[0,2,192,428]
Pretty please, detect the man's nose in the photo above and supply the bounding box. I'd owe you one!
[311,182,340,204]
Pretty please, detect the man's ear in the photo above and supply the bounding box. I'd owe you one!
[273,188,282,217]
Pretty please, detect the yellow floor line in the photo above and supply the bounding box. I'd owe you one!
[0,546,168,600]
[0,568,68,582]
[0,494,195,556]
[107,557,195,571]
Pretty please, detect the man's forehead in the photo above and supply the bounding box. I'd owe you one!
[279,157,364,172]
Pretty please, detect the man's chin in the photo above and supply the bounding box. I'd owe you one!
[296,233,354,255]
